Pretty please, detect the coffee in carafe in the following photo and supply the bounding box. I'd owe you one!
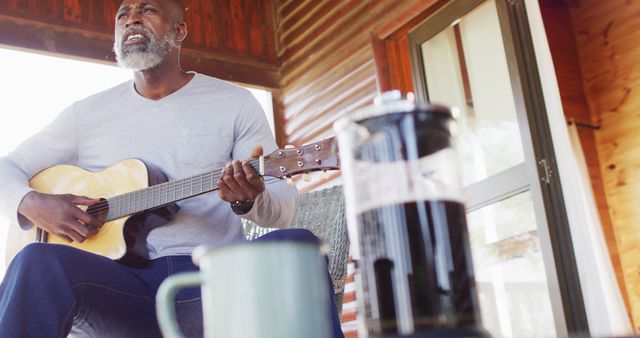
[335,91,486,337]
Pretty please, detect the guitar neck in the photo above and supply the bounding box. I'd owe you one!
[104,158,262,221]
[97,137,340,221]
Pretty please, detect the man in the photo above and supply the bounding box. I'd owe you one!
[0,0,343,337]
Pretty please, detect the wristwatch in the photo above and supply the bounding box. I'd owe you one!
[230,200,254,215]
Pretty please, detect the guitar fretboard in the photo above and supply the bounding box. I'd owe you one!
[100,158,261,221]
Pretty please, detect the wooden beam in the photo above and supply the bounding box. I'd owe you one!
[180,48,279,89]
[0,13,280,88]
[0,13,115,62]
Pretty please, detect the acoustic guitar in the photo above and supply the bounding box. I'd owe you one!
[27,138,340,267]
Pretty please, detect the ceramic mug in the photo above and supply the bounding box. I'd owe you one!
[156,240,331,338]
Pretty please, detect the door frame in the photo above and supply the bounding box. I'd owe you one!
[405,0,589,335]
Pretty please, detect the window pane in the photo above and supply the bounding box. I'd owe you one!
[466,191,556,338]
[420,0,525,186]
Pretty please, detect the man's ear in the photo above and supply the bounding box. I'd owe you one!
[176,22,188,42]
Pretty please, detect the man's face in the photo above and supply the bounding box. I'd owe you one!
[113,0,182,70]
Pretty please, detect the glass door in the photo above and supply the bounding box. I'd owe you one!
[409,0,587,337]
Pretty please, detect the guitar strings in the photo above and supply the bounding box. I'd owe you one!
[86,170,225,218]
[85,158,261,219]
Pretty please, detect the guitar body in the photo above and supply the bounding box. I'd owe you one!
[29,159,177,267]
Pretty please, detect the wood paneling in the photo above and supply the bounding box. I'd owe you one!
[274,0,439,192]
[566,0,640,330]
[0,0,279,88]
[538,0,630,319]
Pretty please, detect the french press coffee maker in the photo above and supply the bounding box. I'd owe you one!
[334,91,487,337]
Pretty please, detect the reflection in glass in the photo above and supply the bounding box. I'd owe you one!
[467,191,556,337]
[420,0,525,186]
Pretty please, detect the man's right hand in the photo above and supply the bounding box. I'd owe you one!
[17,191,103,243]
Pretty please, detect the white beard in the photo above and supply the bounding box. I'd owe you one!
[113,26,178,70]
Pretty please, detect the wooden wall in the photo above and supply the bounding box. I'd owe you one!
[564,0,640,329]
[0,0,279,88]
[273,0,444,192]
[538,0,630,320]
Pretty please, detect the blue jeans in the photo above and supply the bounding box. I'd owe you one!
[0,229,344,338]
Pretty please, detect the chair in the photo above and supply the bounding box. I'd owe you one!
[243,185,349,316]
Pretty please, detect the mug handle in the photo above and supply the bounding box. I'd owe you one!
[156,272,203,338]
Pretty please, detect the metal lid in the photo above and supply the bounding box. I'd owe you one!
[333,90,454,132]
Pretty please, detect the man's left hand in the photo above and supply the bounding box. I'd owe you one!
[218,146,265,205]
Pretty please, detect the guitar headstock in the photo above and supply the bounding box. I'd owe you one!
[261,138,340,179]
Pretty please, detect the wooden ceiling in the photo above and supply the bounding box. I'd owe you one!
[0,0,279,88]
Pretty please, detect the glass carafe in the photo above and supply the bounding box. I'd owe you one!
[334,91,485,337]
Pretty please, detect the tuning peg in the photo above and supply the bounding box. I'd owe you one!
[321,171,330,180]
[302,173,311,182]
[287,177,295,186]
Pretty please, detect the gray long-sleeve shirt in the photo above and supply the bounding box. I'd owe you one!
[0,73,298,259]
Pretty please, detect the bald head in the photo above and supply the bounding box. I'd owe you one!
[162,0,185,23]
[117,0,185,24]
